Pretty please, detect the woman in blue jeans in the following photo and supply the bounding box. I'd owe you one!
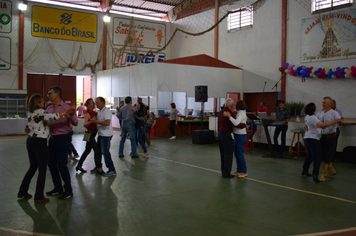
[134,102,149,157]
[223,100,248,178]
[302,102,342,183]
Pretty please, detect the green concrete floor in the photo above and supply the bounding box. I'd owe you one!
[0,132,355,236]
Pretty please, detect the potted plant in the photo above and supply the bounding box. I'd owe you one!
[285,102,296,116]
[295,102,305,116]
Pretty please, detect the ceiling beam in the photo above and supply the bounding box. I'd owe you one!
[111,2,168,13]
[142,0,179,7]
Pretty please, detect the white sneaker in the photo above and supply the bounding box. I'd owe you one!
[169,136,176,140]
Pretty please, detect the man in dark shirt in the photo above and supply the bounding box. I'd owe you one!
[218,98,235,178]
[274,100,291,156]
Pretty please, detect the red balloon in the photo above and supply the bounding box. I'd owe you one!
[337,72,342,77]
[317,72,321,77]
[351,71,356,77]
[321,70,325,74]
[350,66,356,71]
[310,67,313,70]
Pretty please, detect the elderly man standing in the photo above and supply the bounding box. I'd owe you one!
[117,96,138,158]
[46,86,77,199]
[317,97,341,181]
[91,97,117,177]
[218,98,235,178]
[331,99,342,162]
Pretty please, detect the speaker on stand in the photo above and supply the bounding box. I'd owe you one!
[192,86,214,144]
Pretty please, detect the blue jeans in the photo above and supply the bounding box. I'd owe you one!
[274,125,288,153]
[234,133,248,173]
[98,136,115,172]
[48,132,72,192]
[144,125,152,133]
[136,126,147,153]
[119,121,137,156]
[303,138,321,177]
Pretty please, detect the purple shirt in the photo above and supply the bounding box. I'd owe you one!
[46,100,78,136]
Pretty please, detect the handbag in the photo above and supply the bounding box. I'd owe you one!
[83,131,92,142]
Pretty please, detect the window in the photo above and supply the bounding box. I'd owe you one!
[311,0,353,13]
[228,5,253,32]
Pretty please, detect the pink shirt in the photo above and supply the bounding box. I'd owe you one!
[46,100,78,136]
[77,105,85,116]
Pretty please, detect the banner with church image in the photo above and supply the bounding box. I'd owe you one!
[301,8,356,63]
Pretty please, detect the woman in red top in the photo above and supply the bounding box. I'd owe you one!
[76,98,103,174]
[257,102,268,113]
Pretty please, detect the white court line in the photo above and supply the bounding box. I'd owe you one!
[291,227,356,236]
[148,155,356,204]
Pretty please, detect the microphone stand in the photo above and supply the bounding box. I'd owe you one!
[272,76,285,106]
[261,81,266,105]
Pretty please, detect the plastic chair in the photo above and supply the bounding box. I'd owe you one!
[245,128,257,151]
[147,125,157,139]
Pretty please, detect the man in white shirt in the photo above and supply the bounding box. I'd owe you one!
[91,97,116,177]
[316,96,341,179]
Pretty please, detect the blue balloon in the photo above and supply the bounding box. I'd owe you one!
[285,63,289,66]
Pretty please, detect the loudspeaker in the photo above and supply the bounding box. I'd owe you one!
[192,129,215,144]
[195,85,208,102]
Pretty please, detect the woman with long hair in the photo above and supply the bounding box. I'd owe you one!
[134,102,149,157]
[18,93,69,203]
[76,98,103,174]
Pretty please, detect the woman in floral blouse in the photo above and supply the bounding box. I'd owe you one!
[18,93,69,203]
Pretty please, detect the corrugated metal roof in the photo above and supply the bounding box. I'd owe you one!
[33,0,186,19]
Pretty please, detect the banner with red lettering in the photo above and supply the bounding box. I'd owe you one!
[301,9,356,63]
[112,17,166,49]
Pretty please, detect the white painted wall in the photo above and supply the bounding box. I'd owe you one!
[169,1,356,118]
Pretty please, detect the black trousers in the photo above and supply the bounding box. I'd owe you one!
[18,137,48,200]
[78,132,102,169]
[303,138,322,177]
[169,120,176,136]
[320,135,337,163]
[218,131,234,177]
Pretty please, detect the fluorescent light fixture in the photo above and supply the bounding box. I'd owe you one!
[103,15,111,22]
[109,10,164,22]
[18,3,27,11]
[27,0,101,12]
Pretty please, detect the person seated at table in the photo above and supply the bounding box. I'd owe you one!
[246,117,257,138]
[257,102,268,113]
[144,112,157,145]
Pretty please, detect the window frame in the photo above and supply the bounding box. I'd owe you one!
[227,5,253,32]
[311,0,354,14]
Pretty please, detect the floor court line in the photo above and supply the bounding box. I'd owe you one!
[147,154,356,204]
[291,227,356,236]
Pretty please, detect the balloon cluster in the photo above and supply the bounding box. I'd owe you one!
[281,63,356,79]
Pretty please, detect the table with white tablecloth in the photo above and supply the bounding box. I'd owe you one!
[0,118,28,135]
